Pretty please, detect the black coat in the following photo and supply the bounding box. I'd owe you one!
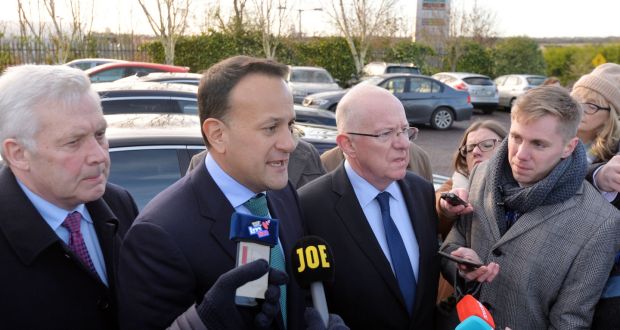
[0,166,138,330]
[117,164,307,330]
[298,165,440,330]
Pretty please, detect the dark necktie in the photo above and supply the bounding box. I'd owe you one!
[62,211,97,274]
[243,193,287,326]
[376,191,416,315]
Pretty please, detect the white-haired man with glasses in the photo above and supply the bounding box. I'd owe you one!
[297,84,439,329]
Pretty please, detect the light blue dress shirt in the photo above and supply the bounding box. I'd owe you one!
[17,180,108,286]
[344,160,420,281]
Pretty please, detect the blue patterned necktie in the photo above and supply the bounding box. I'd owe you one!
[376,191,416,315]
[243,193,287,327]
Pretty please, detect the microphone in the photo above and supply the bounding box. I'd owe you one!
[456,294,495,329]
[290,236,335,327]
[455,316,493,330]
[229,212,279,306]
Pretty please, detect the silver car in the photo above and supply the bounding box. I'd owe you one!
[287,66,342,104]
[432,72,498,114]
[494,74,546,110]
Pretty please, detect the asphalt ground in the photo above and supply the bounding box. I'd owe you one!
[413,109,512,177]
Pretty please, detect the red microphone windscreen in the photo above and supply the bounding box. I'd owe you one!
[456,294,495,328]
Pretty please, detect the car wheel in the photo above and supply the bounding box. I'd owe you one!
[430,107,454,130]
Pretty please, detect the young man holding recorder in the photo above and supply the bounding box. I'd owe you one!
[439,86,620,329]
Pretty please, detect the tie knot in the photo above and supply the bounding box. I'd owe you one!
[62,211,82,233]
[243,193,269,217]
[376,191,391,212]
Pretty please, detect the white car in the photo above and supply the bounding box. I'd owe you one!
[432,72,499,114]
[494,74,546,110]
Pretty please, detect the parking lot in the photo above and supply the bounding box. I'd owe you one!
[414,109,511,177]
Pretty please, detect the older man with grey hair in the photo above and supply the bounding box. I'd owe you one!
[0,64,138,329]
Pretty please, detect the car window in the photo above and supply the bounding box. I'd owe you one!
[463,77,493,86]
[178,99,199,115]
[108,148,182,210]
[90,68,125,83]
[526,76,546,86]
[409,77,434,93]
[380,77,407,93]
[101,99,180,115]
[291,69,333,83]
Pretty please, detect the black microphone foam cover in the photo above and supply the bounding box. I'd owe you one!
[290,236,335,288]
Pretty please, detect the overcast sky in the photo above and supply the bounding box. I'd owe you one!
[2,0,619,38]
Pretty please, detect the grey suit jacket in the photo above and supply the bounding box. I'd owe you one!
[441,162,620,329]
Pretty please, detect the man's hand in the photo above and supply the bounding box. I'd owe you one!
[595,155,620,192]
[439,188,474,218]
[452,247,500,283]
[304,307,349,330]
[196,259,288,330]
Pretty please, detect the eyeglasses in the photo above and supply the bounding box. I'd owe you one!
[581,102,611,115]
[347,126,418,143]
[459,138,501,157]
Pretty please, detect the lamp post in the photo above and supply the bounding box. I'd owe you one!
[298,7,322,38]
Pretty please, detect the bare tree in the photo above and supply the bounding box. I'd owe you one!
[323,0,401,74]
[251,0,290,59]
[137,0,191,64]
[444,0,497,71]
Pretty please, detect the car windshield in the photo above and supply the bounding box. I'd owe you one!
[291,69,333,83]
[527,77,546,86]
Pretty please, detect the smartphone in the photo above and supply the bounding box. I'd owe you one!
[440,192,468,207]
[438,250,483,269]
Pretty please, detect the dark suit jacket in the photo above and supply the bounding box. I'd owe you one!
[0,166,137,330]
[118,163,307,330]
[298,164,439,330]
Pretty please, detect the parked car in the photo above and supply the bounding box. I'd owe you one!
[65,58,127,70]
[432,72,498,114]
[94,81,336,126]
[105,113,337,209]
[85,61,190,83]
[363,62,420,76]
[287,66,342,104]
[494,74,547,110]
[115,72,203,86]
[302,74,473,130]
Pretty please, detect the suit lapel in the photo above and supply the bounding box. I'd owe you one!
[190,165,237,260]
[330,166,405,306]
[88,197,121,287]
[265,190,293,255]
[0,167,61,266]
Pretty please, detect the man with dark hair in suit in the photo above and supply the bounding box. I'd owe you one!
[440,86,620,329]
[0,64,138,329]
[118,56,347,330]
[298,84,440,329]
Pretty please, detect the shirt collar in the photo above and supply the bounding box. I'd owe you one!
[205,152,261,207]
[16,179,89,231]
[344,160,401,207]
